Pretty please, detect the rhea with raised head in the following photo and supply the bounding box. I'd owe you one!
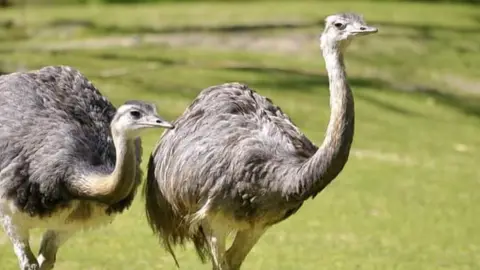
[145,12,378,270]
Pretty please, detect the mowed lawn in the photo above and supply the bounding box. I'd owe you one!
[0,1,479,269]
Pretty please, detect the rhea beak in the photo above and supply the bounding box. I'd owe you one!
[353,25,378,35]
[144,115,175,129]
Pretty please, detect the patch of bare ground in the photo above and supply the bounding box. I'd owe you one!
[27,32,313,54]
[352,149,415,167]
[0,234,8,245]
[438,74,480,94]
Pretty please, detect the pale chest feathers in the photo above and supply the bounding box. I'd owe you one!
[0,198,115,231]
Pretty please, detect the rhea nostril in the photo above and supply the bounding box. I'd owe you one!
[156,120,162,124]
[360,27,367,31]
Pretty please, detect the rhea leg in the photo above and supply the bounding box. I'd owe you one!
[201,220,230,270]
[38,230,73,270]
[225,227,266,270]
[0,215,38,270]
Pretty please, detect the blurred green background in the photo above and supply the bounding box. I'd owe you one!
[0,0,479,269]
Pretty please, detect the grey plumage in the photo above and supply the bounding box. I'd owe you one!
[145,12,378,270]
[0,66,135,216]
[0,65,173,270]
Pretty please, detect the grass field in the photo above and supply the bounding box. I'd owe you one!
[0,1,480,269]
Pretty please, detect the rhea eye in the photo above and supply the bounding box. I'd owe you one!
[130,110,141,119]
[334,22,344,29]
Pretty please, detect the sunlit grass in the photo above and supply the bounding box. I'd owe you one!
[0,1,479,269]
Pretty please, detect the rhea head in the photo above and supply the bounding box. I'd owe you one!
[320,12,378,52]
[112,100,174,138]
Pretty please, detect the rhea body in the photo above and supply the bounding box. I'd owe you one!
[145,13,378,270]
[0,66,173,270]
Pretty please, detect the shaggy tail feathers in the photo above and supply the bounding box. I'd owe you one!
[143,155,209,267]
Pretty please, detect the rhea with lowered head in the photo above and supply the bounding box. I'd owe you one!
[0,66,173,270]
[145,13,378,270]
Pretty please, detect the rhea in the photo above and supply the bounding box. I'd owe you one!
[0,66,173,270]
[145,13,378,270]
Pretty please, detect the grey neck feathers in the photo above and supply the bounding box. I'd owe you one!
[286,45,355,200]
[78,128,137,204]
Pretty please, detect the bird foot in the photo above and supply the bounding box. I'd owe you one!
[22,264,40,270]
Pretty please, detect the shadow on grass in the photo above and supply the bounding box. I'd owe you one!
[45,18,480,38]
[6,15,480,120]
[76,40,479,119]
[47,19,318,35]
[222,66,424,117]
[223,65,480,118]
[34,18,480,58]
[3,45,480,120]
[94,51,184,66]
[401,0,478,3]
[111,59,480,119]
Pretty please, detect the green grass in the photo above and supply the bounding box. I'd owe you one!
[0,1,479,269]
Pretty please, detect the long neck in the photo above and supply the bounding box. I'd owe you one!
[78,128,138,204]
[286,46,355,199]
[109,131,138,197]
